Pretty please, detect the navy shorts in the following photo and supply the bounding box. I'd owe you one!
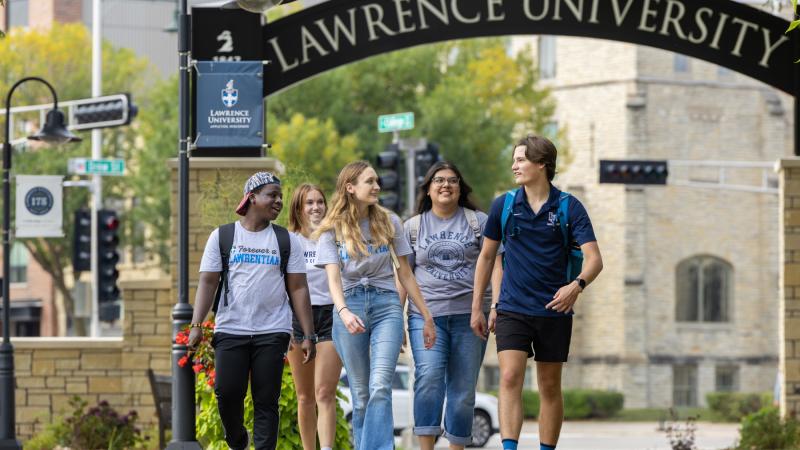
[495,310,572,362]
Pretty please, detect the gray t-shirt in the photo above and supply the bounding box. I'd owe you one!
[405,208,495,317]
[199,222,306,335]
[293,232,332,306]
[316,214,412,292]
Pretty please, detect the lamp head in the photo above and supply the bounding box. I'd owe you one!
[28,109,82,144]
[224,0,297,13]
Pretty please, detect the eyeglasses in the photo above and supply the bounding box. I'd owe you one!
[432,176,460,186]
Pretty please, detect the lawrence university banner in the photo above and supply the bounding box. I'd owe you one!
[196,61,264,148]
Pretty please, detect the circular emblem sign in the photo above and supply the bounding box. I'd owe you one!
[25,187,54,216]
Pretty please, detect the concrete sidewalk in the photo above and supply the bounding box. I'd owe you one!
[430,420,740,449]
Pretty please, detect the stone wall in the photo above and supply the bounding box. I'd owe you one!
[779,158,800,417]
[12,279,172,440]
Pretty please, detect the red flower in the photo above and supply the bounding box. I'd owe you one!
[206,377,215,387]
[178,355,189,368]
[175,331,188,345]
[192,363,203,374]
[203,321,215,329]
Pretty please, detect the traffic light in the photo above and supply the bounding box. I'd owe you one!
[599,160,668,185]
[71,93,138,131]
[96,209,120,303]
[376,143,403,213]
[72,209,91,272]
[414,142,440,185]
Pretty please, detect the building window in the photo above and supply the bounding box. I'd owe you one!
[539,36,556,80]
[673,364,698,407]
[8,0,29,28]
[676,255,732,322]
[10,242,28,284]
[674,54,690,73]
[715,366,738,392]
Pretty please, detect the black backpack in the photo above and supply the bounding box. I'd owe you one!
[212,222,291,314]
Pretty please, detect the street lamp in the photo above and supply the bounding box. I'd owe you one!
[1,77,81,450]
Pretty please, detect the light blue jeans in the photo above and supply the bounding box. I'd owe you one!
[408,313,486,445]
[333,285,404,450]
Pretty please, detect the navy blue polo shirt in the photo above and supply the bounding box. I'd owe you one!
[484,185,596,317]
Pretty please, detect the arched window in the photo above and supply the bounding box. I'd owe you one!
[676,255,732,322]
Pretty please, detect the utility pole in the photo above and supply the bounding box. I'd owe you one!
[90,0,102,337]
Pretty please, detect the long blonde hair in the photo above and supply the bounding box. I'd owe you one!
[288,183,327,238]
[313,161,396,259]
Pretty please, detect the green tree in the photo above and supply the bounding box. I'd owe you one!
[0,23,155,335]
[268,37,564,208]
[268,113,361,194]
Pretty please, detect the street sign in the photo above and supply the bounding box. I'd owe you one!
[378,112,414,133]
[68,158,125,176]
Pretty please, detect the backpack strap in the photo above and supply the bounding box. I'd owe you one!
[407,214,421,249]
[556,192,571,249]
[273,223,292,309]
[463,208,481,243]
[500,189,518,245]
[273,224,291,278]
[212,222,236,314]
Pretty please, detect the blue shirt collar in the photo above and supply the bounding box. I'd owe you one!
[514,184,561,211]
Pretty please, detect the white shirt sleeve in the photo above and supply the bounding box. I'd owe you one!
[315,230,340,267]
[199,228,222,273]
[287,232,307,274]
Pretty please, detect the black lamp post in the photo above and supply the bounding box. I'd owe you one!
[168,0,297,447]
[1,77,81,450]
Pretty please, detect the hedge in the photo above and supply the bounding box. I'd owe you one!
[520,389,624,419]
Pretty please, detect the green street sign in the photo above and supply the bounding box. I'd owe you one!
[68,158,126,176]
[378,112,414,133]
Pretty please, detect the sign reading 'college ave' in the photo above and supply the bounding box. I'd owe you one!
[261,0,796,95]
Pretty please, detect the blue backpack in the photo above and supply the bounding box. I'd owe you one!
[500,188,583,283]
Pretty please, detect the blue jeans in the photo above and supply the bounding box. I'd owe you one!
[333,285,404,450]
[408,313,486,446]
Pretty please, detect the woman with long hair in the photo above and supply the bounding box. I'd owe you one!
[286,183,342,450]
[313,161,436,450]
[400,161,502,450]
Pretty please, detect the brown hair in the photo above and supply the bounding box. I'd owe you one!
[312,161,396,259]
[288,183,327,237]
[416,161,479,214]
[516,134,557,181]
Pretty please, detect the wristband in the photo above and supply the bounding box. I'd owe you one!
[189,323,203,329]
[337,306,350,315]
[299,334,318,343]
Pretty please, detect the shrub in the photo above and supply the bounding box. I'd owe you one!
[517,389,623,420]
[564,390,624,419]
[178,322,352,449]
[736,406,800,450]
[706,392,772,422]
[24,396,147,450]
[522,390,540,418]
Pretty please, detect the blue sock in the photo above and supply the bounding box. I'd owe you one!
[541,443,556,450]
[502,439,518,450]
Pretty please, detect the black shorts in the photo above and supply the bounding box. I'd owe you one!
[495,310,572,362]
[292,304,334,343]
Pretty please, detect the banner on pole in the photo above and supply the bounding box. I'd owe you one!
[196,61,264,148]
[16,175,64,238]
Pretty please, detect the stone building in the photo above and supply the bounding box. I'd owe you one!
[478,31,792,408]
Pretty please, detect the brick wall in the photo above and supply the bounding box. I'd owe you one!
[12,278,172,439]
[28,0,81,30]
[779,158,800,417]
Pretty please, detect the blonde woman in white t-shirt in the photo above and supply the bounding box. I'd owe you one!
[286,183,342,450]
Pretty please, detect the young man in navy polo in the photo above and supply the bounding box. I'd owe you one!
[471,135,603,450]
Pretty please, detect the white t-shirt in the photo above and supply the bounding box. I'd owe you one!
[293,232,332,306]
[199,222,306,335]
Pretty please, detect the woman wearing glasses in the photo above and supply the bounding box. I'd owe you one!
[399,161,502,450]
